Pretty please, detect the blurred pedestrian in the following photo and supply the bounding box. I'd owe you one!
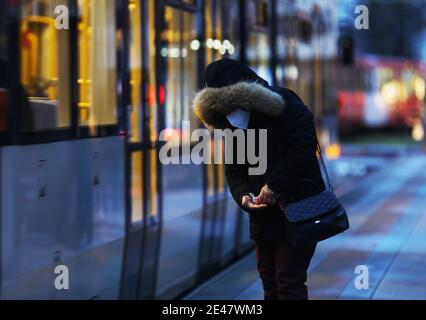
[192,58,325,300]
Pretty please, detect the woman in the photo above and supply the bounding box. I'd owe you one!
[192,58,325,300]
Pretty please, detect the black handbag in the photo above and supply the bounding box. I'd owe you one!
[278,145,349,246]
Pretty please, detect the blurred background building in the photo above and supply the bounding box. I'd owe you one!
[0,0,425,300]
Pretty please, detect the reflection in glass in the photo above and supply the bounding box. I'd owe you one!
[276,0,296,87]
[161,8,199,135]
[162,7,181,131]
[131,151,144,224]
[0,4,7,132]
[156,8,203,298]
[77,0,117,128]
[246,0,273,84]
[205,0,240,66]
[20,0,71,131]
[129,0,142,142]
[148,0,158,143]
[182,11,199,126]
[148,148,158,219]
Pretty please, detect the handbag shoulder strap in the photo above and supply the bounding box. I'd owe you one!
[316,143,334,192]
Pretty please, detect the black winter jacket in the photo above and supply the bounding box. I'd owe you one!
[192,59,325,240]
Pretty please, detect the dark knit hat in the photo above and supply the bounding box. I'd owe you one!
[204,58,269,88]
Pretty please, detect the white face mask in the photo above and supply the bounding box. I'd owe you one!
[226,109,250,129]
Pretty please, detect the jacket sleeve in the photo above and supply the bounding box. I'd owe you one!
[265,100,318,195]
[224,161,251,209]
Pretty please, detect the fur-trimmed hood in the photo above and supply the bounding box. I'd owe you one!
[192,81,285,129]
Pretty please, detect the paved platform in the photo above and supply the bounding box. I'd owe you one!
[184,154,426,300]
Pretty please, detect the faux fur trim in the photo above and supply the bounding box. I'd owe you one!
[192,82,285,128]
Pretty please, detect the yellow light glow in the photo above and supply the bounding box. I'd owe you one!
[213,39,221,50]
[325,143,341,160]
[206,38,214,49]
[414,76,425,101]
[162,128,179,142]
[412,120,424,142]
[190,39,200,51]
[129,0,136,10]
[381,81,398,104]
[228,44,235,55]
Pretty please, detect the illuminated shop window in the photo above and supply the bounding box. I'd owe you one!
[162,7,181,131]
[20,0,71,131]
[204,0,240,195]
[246,0,273,84]
[129,0,142,142]
[221,0,241,60]
[77,0,117,128]
[161,7,199,139]
[148,0,159,218]
[182,11,199,128]
[147,0,158,143]
[205,0,240,64]
[131,151,143,223]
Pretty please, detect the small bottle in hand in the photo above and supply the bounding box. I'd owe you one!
[249,193,258,204]
[241,193,267,211]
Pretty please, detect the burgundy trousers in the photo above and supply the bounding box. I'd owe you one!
[255,237,316,300]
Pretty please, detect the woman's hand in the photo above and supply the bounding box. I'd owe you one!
[241,195,267,211]
[258,185,279,206]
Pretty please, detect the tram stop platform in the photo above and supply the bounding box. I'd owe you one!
[184,146,426,300]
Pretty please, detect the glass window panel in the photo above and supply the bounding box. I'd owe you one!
[77,0,117,127]
[20,0,71,132]
[0,5,7,132]
[161,7,200,143]
[148,148,158,219]
[156,162,203,298]
[156,8,203,298]
[220,0,240,60]
[204,0,215,64]
[131,151,143,224]
[129,0,142,142]
[162,7,182,132]
[148,0,158,143]
[246,0,272,84]
[182,11,198,126]
[205,0,240,65]
[276,0,298,89]
[205,0,222,63]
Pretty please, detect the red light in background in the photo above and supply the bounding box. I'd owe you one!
[148,85,155,106]
[159,85,165,105]
[22,31,31,48]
